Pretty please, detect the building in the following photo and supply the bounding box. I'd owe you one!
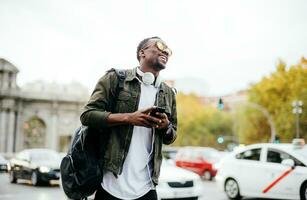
[0,58,88,153]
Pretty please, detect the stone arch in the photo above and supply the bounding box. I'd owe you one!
[23,116,46,148]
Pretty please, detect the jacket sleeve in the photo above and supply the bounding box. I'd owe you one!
[161,88,177,145]
[80,71,118,130]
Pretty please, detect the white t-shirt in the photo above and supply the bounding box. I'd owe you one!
[102,79,158,199]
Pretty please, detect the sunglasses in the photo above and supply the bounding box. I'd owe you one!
[143,41,172,57]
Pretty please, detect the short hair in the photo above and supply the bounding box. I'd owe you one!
[136,36,161,61]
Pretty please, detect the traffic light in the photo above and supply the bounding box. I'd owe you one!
[217,97,224,110]
[274,136,280,144]
[217,136,224,144]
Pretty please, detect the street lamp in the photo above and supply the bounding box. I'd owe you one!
[292,100,303,138]
[240,102,277,143]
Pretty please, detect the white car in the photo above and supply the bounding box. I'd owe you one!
[157,159,204,200]
[216,140,307,200]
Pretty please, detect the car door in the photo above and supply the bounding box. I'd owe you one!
[19,151,32,179]
[234,147,265,196]
[13,152,27,178]
[261,148,305,198]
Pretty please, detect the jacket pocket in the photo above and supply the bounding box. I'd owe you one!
[115,91,134,113]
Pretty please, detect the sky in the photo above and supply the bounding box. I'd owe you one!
[0,0,306,96]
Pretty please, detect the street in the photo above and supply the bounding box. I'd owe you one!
[0,173,227,200]
[0,173,267,200]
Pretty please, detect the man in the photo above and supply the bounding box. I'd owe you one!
[80,37,177,200]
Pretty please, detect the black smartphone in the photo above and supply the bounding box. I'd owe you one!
[150,107,165,118]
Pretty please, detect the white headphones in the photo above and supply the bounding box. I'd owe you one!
[136,67,161,88]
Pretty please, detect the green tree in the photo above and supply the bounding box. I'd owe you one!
[174,93,233,149]
[236,58,307,143]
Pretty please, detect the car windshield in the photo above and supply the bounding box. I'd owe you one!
[30,151,59,162]
[294,146,307,160]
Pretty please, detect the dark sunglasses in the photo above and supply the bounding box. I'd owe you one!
[143,41,172,57]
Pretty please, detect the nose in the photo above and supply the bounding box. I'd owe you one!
[162,50,169,57]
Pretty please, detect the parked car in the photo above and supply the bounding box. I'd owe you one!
[215,139,307,200]
[157,159,204,200]
[162,146,181,165]
[175,146,221,180]
[9,148,61,186]
[0,154,9,172]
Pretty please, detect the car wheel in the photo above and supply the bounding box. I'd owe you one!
[202,171,212,181]
[31,171,40,186]
[9,171,17,183]
[301,182,307,200]
[225,178,242,200]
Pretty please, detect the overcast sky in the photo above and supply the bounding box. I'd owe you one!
[0,0,306,96]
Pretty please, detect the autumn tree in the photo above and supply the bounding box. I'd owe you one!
[174,92,233,149]
[236,58,307,143]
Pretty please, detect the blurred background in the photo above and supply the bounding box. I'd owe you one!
[0,0,306,200]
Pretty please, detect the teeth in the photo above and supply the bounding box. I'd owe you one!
[160,56,167,61]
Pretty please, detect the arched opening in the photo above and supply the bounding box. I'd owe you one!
[23,116,46,148]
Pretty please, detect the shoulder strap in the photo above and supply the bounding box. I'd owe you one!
[107,68,127,111]
[112,68,126,92]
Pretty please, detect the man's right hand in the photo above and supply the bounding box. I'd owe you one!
[106,107,163,128]
[127,107,163,128]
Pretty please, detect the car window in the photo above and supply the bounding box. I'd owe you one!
[294,146,307,160]
[235,148,261,161]
[267,148,305,166]
[202,150,220,162]
[16,151,29,161]
[0,155,6,162]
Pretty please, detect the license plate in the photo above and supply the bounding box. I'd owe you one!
[173,190,193,197]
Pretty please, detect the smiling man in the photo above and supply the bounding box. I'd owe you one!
[80,36,177,200]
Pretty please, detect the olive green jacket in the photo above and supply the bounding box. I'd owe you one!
[80,67,177,185]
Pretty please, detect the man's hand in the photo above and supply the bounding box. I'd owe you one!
[152,112,170,129]
[106,106,170,128]
[128,107,165,128]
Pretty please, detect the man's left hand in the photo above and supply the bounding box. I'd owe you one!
[152,113,170,129]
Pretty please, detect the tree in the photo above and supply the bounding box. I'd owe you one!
[174,92,233,149]
[236,58,307,143]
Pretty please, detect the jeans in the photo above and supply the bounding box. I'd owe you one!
[94,186,158,200]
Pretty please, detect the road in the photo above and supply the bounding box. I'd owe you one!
[0,173,264,200]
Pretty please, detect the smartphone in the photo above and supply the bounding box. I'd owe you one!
[150,107,165,118]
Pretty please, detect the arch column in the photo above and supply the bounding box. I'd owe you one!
[0,110,6,152]
[7,109,15,153]
[47,101,59,150]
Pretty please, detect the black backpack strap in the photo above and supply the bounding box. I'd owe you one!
[112,68,126,92]
[107,68,127,112]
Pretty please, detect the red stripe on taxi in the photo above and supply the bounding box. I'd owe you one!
[262,168,294,193]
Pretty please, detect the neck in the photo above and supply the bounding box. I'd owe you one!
[139,64,159,77]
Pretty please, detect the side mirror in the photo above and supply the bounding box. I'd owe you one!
[281,159,295,168]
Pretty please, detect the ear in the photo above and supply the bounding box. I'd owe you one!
[139,49,146,59]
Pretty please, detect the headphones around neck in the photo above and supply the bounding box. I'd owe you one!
[137,67,161,88]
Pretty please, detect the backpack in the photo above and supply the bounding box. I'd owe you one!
[60,69,127,200]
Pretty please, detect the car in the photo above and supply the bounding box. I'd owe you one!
[175,146,221,180]
[9,148,61,186]
[215,139,307,200]
[0,154,9,172]
[162,146,180,161]
[156,159,204,200]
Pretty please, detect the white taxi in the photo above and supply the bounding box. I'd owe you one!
[215,139,307,200]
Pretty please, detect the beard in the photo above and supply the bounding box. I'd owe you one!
[153,58,166,70]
